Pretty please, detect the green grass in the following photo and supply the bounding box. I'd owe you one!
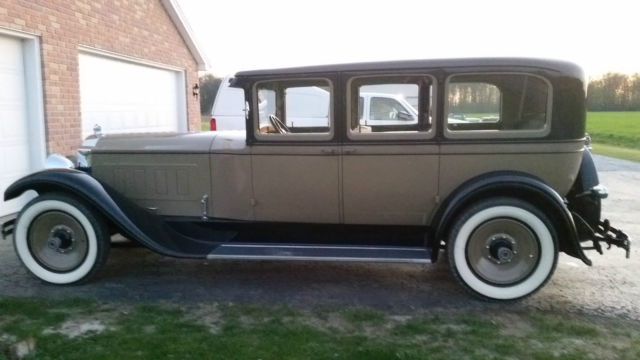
[1,298,639,359]
[587,111,640,150]
[590,142,640,162]
[201,115,210,131]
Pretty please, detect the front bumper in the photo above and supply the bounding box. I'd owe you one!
[1,218,15,241]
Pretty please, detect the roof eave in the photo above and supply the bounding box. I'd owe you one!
[161,0,210,71]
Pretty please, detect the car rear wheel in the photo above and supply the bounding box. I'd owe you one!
[14,193,110,284]
[447,197,558,301]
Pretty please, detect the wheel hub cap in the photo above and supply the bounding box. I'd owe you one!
[47,225,75,253]
[466,218,540,285]
[487,235,516,264]
[27,211,88,272]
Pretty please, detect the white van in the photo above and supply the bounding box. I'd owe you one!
[209,77,246,131]
[209,77,418,131]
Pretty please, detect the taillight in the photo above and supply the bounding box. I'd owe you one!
[210,117,217,131]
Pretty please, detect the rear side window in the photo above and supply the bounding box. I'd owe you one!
[445,74,551,137]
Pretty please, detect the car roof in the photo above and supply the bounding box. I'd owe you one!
[233,57,584,79]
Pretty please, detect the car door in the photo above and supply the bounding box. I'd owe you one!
[341,74,439,226]
[249,76,340,223]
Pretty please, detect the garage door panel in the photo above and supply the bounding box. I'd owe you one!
[79,53,182,138]
[0,34,32,216]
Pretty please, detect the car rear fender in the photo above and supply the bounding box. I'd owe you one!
[431,171,592,265]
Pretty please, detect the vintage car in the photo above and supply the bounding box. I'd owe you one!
[1,58,630,301]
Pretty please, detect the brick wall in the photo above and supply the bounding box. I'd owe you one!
[0,0,201,155]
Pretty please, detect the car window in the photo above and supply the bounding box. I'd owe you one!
[348,76,434,139]
[255,79,332,137]
[447,82,500,125]
[446,74,550,136]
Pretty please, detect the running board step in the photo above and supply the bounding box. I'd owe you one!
[207,243,432,263]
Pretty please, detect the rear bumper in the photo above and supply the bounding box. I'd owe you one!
[573,213,631,259]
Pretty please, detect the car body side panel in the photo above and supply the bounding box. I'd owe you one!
[209,131,253,220]
[342,144,439,225]
[250,144,340,223]
[211,154,254,220]
[91,153,212,217]
[437,140,584,222]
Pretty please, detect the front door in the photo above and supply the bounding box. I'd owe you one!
[250,77,340,223]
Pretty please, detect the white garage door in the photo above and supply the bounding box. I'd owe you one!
[0,35,33,216]
[78,53,186,138]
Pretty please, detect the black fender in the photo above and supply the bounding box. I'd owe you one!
[566,150,602,227]
[430,171,592,265]
[4,169,215,258]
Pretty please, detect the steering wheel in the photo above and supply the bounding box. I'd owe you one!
[268,114,290,134]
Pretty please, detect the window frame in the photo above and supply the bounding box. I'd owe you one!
[443,72,553,139]
[346,74,437,141]
[252,77,335,142]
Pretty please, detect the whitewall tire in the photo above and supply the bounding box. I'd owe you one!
[447,197,558,301]
[14,193,109,284]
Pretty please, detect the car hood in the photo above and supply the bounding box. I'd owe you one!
[93,131,249,154]
[93,132,218,153]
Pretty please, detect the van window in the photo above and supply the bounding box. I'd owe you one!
[446,74,550,134]
[348,76,433,138]
[255,79,331,136]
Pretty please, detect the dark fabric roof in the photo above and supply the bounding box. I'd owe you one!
[234,58,583,79]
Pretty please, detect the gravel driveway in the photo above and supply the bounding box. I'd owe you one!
[1,155,638,319]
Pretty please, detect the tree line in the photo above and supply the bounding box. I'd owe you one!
[198,74,223,115]
[198,72,640,114]
[587,73,640,111]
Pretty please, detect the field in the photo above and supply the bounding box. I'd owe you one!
[587,111,640,149]
[1,298,639,359]
[587,111,640,162]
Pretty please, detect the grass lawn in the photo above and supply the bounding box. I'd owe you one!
[586,111,640,162]
[201,115,210,131]
[1,298,639,359]
[590,143,640,163]
[587,111,640,149]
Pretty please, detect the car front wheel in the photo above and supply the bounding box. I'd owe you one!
[13,193,110,284]
[447,197,558,301]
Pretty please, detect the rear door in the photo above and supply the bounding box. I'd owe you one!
[341,74,439,225]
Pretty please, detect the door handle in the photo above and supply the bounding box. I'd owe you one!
[344,148,357,155]
[321,148,337,155]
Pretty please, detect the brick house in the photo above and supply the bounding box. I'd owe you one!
[0,0,208,216]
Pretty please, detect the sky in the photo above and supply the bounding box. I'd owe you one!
[176,0,640,79]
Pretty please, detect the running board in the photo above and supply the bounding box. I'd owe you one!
[207,243,432,263]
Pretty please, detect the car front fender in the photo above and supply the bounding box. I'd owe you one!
[4,169,213,258]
